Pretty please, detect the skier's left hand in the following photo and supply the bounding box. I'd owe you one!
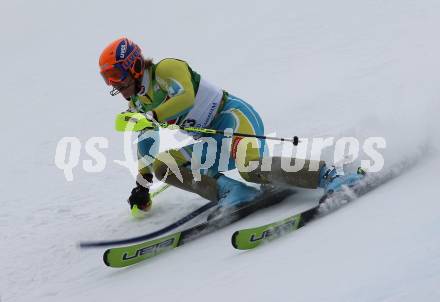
[115,111,157,132]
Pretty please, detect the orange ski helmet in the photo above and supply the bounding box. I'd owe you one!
[99,37,144,85]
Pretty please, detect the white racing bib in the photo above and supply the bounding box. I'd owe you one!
[180,77,223,130]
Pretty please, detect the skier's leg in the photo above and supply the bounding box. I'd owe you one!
[224,94,363,192]
[152,95,263,207]
[245,155,365,194]
[152,138,259,206]
[245,157,326,189]
[153,147,219,202]
[209,95,264,207]
[153,139,261,208]
[246,156,365,193]
[218,96,266,182]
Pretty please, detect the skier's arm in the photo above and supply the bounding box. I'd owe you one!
[152,59,195,122]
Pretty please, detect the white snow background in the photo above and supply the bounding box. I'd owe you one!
[1,0,440,301]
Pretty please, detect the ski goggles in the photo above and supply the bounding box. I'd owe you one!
[100,64,129,85]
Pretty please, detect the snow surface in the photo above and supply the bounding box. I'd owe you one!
[1,0,440,301]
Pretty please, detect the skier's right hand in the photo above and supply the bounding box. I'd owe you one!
[128,183,152,211]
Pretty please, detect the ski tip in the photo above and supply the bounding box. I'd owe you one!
[103,249,111,267]
[231,231,240,249]
[78,240,109,249]
[78,241,95,249]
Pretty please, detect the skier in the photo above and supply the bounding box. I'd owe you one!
[98,37,364,217]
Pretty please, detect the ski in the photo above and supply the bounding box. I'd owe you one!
[103,186,294,268]
[231,163,408,250]
[231,205,317,250]
[79,199,218,248]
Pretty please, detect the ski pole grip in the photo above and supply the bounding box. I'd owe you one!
[293,136,299,146]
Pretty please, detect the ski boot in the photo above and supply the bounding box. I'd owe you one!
[319,165,366,194]
[216,175,261,208]
[128,174,153,218]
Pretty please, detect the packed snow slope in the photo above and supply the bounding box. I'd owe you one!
[1,0,440,301]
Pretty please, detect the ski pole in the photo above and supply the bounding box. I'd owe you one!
[115,111,300,145]
[164,123,300,145]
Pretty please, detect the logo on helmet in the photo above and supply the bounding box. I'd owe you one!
[119,41,128,59]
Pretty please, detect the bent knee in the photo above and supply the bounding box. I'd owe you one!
[152,159,167,180]
[152,150,190,180]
